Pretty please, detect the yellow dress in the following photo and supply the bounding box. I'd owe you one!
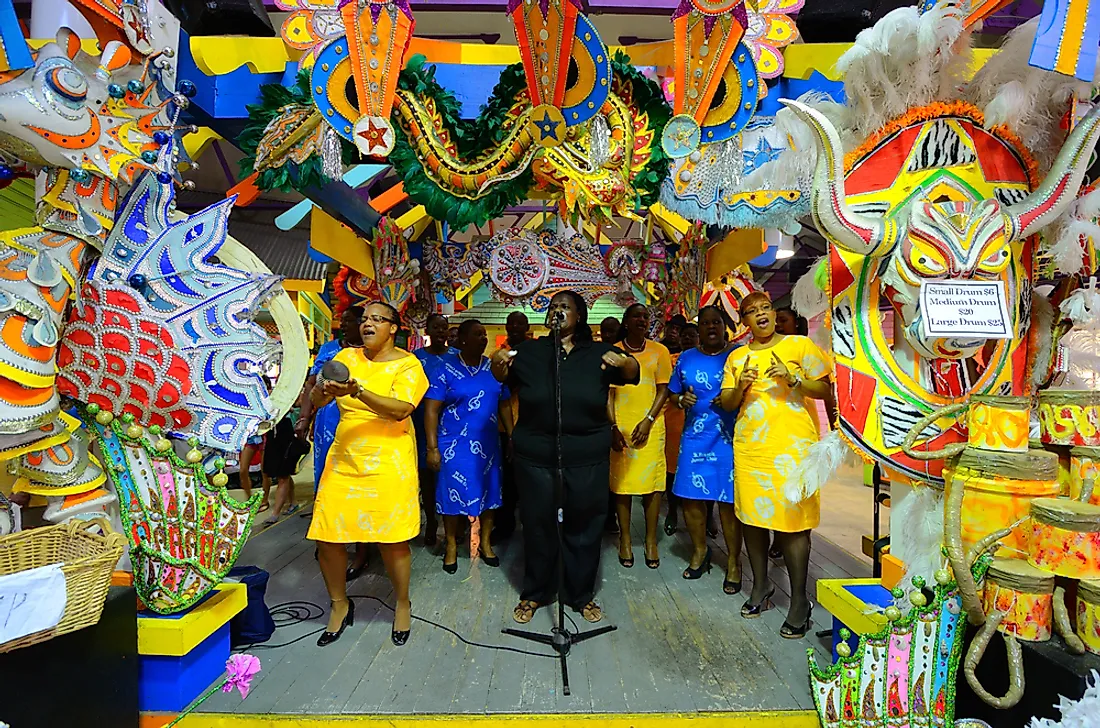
[611,340,672,495]
[308,347,429,544]
[721,335,829,532]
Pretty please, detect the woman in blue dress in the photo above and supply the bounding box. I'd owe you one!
[414,313,453,546]
[667,305,743,593]
[424,319,514,573]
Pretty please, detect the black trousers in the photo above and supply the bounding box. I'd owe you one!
[496,433,518,533]
[515,456,609,609]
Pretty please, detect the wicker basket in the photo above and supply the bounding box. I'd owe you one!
[0,518,125,654]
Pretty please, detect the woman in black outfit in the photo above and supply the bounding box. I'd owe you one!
[490,290,639,625]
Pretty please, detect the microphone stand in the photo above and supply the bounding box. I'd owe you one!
[502,314,616,695]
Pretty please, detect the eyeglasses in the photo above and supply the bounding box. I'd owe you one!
[361,314,395,325]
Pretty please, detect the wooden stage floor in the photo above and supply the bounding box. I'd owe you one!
[196,504,868,719]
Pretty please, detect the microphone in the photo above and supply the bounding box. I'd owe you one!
[550,310,565,328]
[317,360,350,387]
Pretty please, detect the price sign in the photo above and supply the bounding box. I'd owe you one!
[0,563,67,646]
[920,280,1013,339]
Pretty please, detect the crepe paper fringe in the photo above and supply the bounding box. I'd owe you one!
[387,53,670,230]
[656,185,809,230]
[238,70,352,193]
[791,256,828,319]
[781,430,855,505]
[965,18,1100,174]
[890,485,946,611]
[1026,671,1100,728]
[389,57,533,230]
[610,50,673,210]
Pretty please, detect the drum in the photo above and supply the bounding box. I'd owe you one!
[1038,390,1100,447]
[1028,497,1100,579]
[1077,579,1100,656]
[1069,446,1100,506]
[968,395,1030,453]
[946,448,1061,557]
[981,557,1054,642]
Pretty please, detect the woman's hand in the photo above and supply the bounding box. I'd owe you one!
[765,353,797,387]
[738,363,759,391]
[323,379,359,398]
[631,418,653,448]
[679,386,697,409]
[601,350,630,370]
[611,426,627,452]
[427,447,442,472]
[294,417,311,440]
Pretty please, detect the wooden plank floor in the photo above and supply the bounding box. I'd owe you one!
[199,502,869,716]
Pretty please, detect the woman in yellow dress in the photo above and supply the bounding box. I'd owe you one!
[611,303,672,569]
[720,292,831,639]
[307,301,429,648]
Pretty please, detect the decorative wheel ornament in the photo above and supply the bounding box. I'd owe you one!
[529,105,567,148]
[353,114,395,156]
[489,236,550,298]
[662,113,702,158]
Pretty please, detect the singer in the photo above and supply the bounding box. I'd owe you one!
[490,290,639,626]
[307,301,429,648]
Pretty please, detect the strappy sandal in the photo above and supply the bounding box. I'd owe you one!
[512,600,538,624]
[576,601,603,623]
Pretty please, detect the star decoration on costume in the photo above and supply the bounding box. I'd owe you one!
[535,112,560,140]
[528,105,566,148]
[743,136,783,174]
[661,113,702,158]
[352,114,395,157]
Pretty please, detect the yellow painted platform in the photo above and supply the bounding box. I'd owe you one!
[171,711,820,727]
[138,582,247,657]
[816,578,889,638]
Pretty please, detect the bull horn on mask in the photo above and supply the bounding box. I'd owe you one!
[781,98,902,257]
[1007,104,1100,241]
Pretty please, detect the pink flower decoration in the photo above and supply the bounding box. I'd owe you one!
[222,654,262,699]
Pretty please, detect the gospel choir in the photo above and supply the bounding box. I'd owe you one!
[298,291,831,648]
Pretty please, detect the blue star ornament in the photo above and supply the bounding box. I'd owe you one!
[529,105,566,148]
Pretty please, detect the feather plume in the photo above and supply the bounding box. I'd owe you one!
[1043,187,1100,275]
[964,18,1100,171]
[835,3,971,141]
[1060,285,1100,326]
[890,485,945,603]
[781,430,854,504]
[1027,671,1100,728]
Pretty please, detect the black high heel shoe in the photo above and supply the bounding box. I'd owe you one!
[442,558,458,574]
[780,603,814,639]
[317,599,354,647]
[645,547,660,569]
[392,602,411,646]
[682,547,712,580]
[722,576,742,595]
[345,561,368,582]
[478,548,500,568]
[740,588,775,619]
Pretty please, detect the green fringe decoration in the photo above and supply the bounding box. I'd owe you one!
[389,55,533,230]
[237,69,353,193]
[237,53,672,225]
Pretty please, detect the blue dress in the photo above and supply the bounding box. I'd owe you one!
[309,339,345,488]
[667,346,738,504]
[425,353,508,516]
[413,347,455,467]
